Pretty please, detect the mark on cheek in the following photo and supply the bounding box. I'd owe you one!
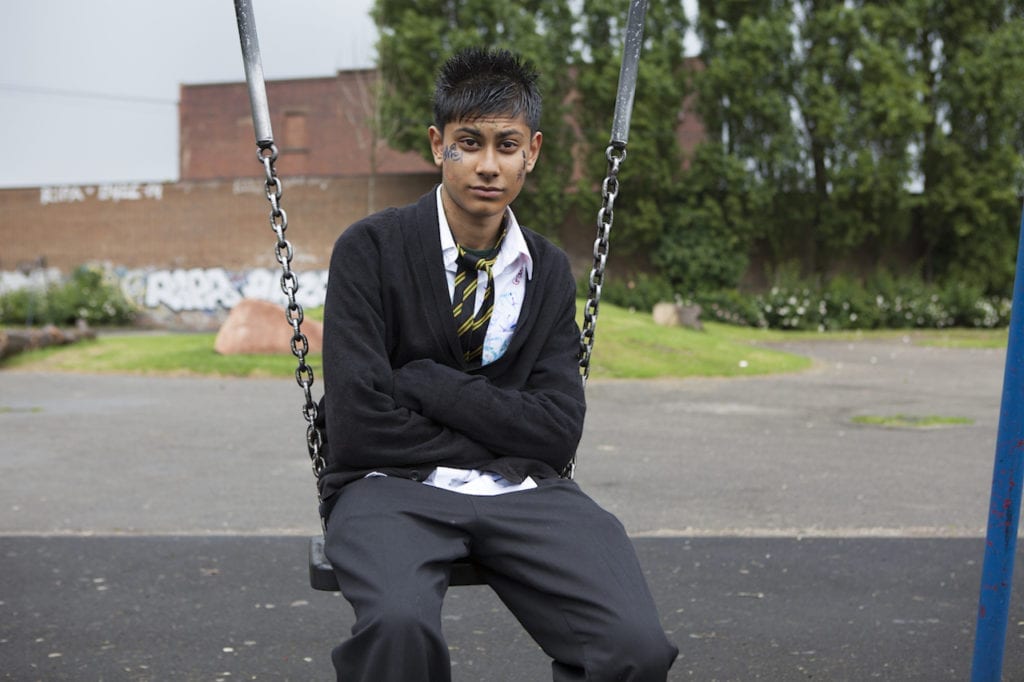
[517,150,527,181]
[443,143,463,162]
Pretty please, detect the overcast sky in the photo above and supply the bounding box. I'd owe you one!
[2,0,377,188]
[3,1,696,189]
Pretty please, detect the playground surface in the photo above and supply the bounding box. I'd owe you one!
[1,336,1019,680]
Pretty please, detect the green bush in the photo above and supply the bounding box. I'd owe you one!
[0,265,136,326]
[674,275,1011,332]
[582,273,675,312]
[693,290,764,327]
[758,275,1010,331]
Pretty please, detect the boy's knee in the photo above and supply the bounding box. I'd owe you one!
[358,596,440,641]
[333,596,450,680]
[589,622,678,681]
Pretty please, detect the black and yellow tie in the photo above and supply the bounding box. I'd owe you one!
[452,229,506,367]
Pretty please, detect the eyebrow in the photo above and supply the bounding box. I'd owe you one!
[454,126,525,140]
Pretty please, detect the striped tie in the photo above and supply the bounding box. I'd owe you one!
[452,228,506,367]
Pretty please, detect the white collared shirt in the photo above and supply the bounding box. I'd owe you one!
[363,191,540,494]
[436,186,533,367]
[424,187,536,495]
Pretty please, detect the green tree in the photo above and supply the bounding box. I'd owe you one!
[796,2,927,268]
[654,142,764,293]
[572,0,691,255]
[372,0,576,235]
[694,1,927,282]
[905,0,1024,293]
[372,0,691,255]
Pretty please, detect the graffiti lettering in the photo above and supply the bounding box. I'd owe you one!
[98,183,164,202]
[119,267,328,312]
[142,268,242,312]
[232,178,265,195]
[40,186,87,205]
[39,183,164,206]
[240,268,329,310]
[0,268,62,292]
[3,267,329,314]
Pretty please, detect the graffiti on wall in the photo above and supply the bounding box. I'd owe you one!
[119,268,329,312]
[40,183,164,206]
[0,268,63,292]
[1,267,329,313]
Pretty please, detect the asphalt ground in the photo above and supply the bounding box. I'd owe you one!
[1,337,1021,680]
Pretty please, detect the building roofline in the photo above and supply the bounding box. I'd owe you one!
[181,67,377,90]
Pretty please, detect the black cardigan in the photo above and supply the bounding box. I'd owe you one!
[317,190,586,509]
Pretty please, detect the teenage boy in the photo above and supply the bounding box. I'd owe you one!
[319,46,678,681]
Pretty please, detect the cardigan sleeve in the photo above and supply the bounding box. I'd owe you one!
[391,254,586,473]
[321,219,492,471]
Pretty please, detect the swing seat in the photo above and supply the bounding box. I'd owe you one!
[308,535,485,591]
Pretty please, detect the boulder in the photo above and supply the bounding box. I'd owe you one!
[74,318,98,341]
[41,324,69,345]
[214,298,323,355]
[0,323,98,361]
[6,331,36,356]
[679,303,704,331]
[652,302,680,327]
[652,300,703,331]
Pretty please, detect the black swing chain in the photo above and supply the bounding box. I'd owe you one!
[258,144,326,480]
[566,141,626,481]
[579,142,625,388]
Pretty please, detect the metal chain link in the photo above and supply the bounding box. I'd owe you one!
[258,145,325,480]
[567,141,627,480]
[579,142,626,388]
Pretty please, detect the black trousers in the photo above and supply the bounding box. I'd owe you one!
[324,475,678,681]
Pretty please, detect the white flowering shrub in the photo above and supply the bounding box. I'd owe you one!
[712,277,1010,331]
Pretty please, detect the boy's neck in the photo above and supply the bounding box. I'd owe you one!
[441,189,506,250]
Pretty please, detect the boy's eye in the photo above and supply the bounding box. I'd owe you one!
[459,138,479,148]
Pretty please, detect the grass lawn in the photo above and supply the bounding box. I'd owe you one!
[851,414,975,428]
[0,301,1008,380]
[0,332,312,378]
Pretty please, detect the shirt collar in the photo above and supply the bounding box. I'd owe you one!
[436,186,533,279]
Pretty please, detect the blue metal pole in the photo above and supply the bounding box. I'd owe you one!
[972,205,1024,681]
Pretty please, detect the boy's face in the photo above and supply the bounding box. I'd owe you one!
[428,114,542,242]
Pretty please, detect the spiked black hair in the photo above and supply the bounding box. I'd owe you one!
[432,47,542,133]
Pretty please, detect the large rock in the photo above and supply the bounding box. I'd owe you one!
[0,323,97,360]
[214,298,323,355]
[652,300,703,331]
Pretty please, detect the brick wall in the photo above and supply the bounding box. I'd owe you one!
[3,66,708,284]
[179,71,435,181]
[2,174,437,274]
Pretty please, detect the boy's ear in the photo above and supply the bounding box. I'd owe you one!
[525,130,543,173]
[428,126,445,168]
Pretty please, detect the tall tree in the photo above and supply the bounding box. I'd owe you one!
[695,0,1024,293]
[905,0,1024,293]
[680,1,799,291]
[798,1,929,270]
[373,0,691,254]
[572,0,691,254]
[695,1,927,282]
[372,0,576,236]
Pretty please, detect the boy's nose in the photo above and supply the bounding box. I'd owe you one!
[475,146,500,176]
